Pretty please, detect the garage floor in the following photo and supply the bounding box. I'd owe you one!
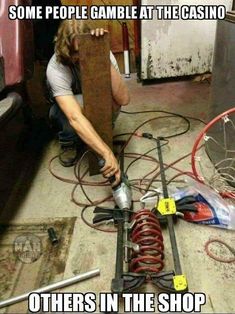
[0,75,234,313]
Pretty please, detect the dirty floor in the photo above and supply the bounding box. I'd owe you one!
[0,75,234,313]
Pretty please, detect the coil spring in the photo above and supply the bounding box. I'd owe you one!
[130,209,164,274]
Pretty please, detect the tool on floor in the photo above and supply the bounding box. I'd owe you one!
[94,143,188,293]
[98,159,132,210]
[0,269,100,309]
[176,196,198,213]
[154,137,188,291]
[47,227,59,245]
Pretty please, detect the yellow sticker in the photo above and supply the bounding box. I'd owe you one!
[173,275,188,291]
[157,198,176,215]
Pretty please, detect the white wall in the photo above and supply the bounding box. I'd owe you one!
[141,0,233,79]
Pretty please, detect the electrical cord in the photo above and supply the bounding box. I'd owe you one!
[124,152,161,190]
[121,109,207,125]
[49,144,194,209]
[72,151,162,207]
[205,239,235,263]
[49,154,79,185]
[72,150,114,207]
[120,112,191,143]
[113,132,134,139]
[74,156,157,206]
[113,110,206,146]
[49,110,206,232]
[124,138,169,175]
[184,116,207,125]
[72,147,196,211]
[167,171,195,185]
[114,115,190,162]
[145,149,195,192]
[113,110,205,172]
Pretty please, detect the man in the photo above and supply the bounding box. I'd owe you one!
[46,19,130,186]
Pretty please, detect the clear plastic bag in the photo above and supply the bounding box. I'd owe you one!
[172,178,235,230]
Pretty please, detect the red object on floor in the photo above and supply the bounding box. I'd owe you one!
[130,209,165,274]
[184,202,214,222]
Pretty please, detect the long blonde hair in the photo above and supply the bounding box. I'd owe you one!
[54,18,91,65]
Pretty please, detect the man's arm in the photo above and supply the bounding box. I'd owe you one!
[55,95,121,185]
[110,64,130,107]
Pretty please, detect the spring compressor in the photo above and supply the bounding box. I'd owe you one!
[94,143,188,293]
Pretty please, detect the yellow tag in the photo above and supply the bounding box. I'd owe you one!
[157,198,176,215]
[173,275,188,291]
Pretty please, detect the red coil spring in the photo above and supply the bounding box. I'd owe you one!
[130,209,164,274]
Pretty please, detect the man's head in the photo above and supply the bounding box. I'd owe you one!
[54,18,90,65]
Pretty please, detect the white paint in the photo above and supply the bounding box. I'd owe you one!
[141,0,233,79]
[124,50,130,78]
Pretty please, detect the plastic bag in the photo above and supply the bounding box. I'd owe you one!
[172,178,235,230]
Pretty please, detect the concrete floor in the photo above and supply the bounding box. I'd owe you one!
[0,75,235,313]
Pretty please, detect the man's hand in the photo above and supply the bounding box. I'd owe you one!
[100,151,121,187]
[90,28,108,37]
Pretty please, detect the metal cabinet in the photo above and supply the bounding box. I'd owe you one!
[211,13,235,117]
[141,0,233,80]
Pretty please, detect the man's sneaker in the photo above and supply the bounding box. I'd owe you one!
[59,142,79,167]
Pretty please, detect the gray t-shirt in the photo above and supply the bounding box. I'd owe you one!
[46,52,120,102]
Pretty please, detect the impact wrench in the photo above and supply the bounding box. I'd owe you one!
[98,159,132,211]
[97,159,133,293]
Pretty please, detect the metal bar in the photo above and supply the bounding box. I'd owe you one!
[115,221,124,276]
[112,146,125,292]
[167,216,182,275]
[121,145,131,269]
[156,137,182,275]
[156,138,169,198]
[123,211,130,266]
[0,269,100,309]
[111,219,124,293]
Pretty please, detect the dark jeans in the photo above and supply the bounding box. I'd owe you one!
[49,104,79,145]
